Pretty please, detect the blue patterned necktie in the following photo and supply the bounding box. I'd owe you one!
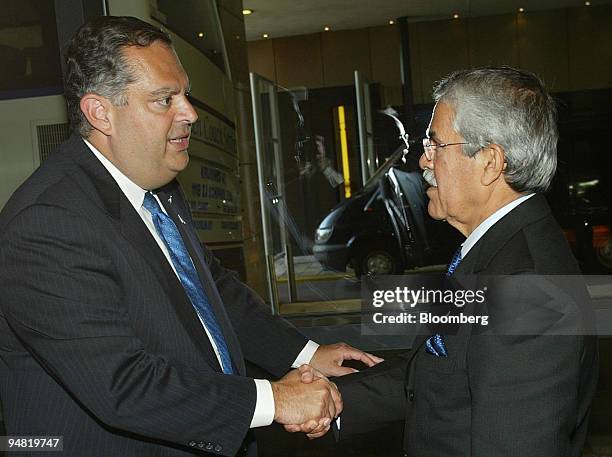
[425,247,462,357]
[445,247,462,277]
[143,192,234,374]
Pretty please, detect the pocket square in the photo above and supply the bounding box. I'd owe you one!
[425,334,448,357]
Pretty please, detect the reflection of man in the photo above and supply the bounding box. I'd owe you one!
[292,67,599,456]
[0,17,382,457]
[315,135,344,188]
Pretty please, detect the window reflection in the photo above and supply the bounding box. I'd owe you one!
[155,0,227,75]
[0,0,62,98]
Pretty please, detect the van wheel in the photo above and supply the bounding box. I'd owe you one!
[354,248,402,278]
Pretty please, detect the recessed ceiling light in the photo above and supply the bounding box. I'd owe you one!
[389,20,395,25]
[242,9,253,15]
[453,13,460,19]
[197,32,204,38]
[262,33,269,38]
[324,26,331,31]
[518,7,525,12]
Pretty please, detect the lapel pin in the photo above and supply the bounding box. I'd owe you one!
[168,195,173,204]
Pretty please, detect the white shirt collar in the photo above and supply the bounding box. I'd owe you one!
[461,193,535,259]
[83,138,147,213]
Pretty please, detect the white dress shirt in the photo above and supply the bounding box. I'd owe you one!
[84,140,318,427]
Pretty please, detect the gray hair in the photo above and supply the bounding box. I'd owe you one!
[433,66,558,193]
[64,16,172,137]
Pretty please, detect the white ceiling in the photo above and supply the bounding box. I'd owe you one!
[243,0,611,41]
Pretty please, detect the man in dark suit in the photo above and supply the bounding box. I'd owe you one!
[290,67,599,456]
[0,16,382,457]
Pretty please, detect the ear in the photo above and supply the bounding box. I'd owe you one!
[479,144,507,186]
[79,94,113,136]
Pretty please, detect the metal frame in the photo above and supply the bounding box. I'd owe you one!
[354,70,375,185]
[249,72,298,314]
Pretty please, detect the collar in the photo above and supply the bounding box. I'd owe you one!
[83,139,148,213]
[461,193,535,258]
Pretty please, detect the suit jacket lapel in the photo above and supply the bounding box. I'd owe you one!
[459,194,551,275]
[157,184,246,376]
[62,135,224,371]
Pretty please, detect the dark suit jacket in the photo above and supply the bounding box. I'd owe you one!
[0,135,308,457]
[336,194,599,457]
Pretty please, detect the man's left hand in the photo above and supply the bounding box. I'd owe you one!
[309,343,383,377]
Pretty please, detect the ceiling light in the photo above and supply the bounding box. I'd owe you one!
[389,20,395,25]
[518,7,525,12]
[242,9,253,15]
[453,13,460,19]
[585,1,591,5]
[262,33,269,38]
[324,26,331,31]
[197,32,204,38]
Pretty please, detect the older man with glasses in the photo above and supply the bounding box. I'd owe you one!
[291,66,599,457]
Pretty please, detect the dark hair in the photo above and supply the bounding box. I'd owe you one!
[64,16,172,136]
[433,66,558,193]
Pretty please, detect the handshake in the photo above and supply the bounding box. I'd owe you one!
[271,364,341,439]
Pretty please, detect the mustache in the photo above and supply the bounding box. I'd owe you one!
[422,169,437,187]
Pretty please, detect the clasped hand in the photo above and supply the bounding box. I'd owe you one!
[272,343,383,439]
[271,365,340,438]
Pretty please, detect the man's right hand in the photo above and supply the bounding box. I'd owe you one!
[271,365,342,426]
[282,365,337,438]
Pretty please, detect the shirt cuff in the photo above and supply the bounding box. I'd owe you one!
[250,379,275,428]
[291,340,320,368]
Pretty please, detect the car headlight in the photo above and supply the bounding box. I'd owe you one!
[315,227,333,242]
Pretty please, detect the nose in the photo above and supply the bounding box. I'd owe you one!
[179,96,198,125]
[419,152,432,170]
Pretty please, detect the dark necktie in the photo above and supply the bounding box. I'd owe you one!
[425,247,462,357]
[143,192,234,374]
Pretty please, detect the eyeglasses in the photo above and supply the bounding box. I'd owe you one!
[422,137,470,161]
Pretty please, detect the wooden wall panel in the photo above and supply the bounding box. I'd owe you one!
[368,25,401,86]
[408,22,425,104]
[321,29,372,87]
[468,14,519,68]
[369,25,402,106]
[518,9,569,92]
[568,5,612,90]
[245,5,612,98]
[247,39,276,82]
[414,19,469,103]
[273,33,324,88]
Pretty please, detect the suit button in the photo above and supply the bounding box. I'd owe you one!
[188,441,197,447]
[408,389,415,401]
[205,442,214,450]
[214,444,223,452]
